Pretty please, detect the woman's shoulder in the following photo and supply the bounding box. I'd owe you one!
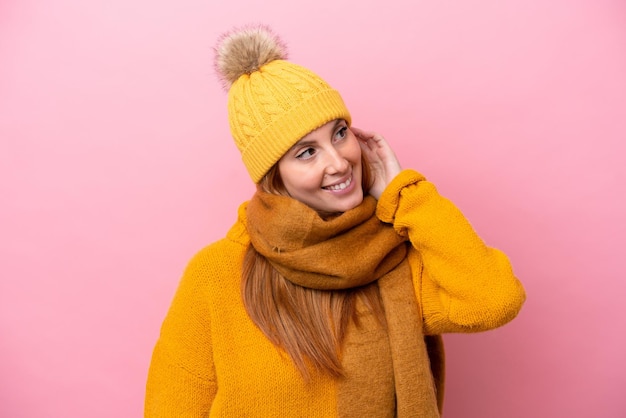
[182,216,249,280]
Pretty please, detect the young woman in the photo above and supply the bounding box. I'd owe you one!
[145,25,526,417]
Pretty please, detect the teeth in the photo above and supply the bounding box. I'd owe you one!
[326,177,351,191]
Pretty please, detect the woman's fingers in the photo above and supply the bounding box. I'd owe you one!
[352,127,398,164]
[352,126,378,143]
[351,126,403,199]
[352,127,385,153]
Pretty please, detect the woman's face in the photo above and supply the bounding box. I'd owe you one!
[277,119,363,214]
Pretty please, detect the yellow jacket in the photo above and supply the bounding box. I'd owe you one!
[145,170,526,417]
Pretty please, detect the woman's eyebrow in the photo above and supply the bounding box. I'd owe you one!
[291,139,316,150]
[288,120,345,152]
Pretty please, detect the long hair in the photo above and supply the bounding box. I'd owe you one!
[242,154,387,379]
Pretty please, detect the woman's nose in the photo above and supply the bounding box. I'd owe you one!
[324,148,349,174]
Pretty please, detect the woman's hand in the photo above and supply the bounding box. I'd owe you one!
[351,127,402,200]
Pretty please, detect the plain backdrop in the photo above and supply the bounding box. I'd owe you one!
[1,0,625,417]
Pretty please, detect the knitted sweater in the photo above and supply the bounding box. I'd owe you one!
[145,170,526,417]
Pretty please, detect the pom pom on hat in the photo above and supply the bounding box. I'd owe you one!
[214,24,288,89]
[214,24,351,183]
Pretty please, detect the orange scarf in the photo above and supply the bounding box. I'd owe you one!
[247,191,442,417]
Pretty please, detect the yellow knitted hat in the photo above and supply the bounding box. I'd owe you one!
[215,25,351,183]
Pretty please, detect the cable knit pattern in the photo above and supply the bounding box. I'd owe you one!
[227,60,351,183]
[145,170,526,417]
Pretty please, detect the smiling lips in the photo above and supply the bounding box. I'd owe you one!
[323,176,352,191]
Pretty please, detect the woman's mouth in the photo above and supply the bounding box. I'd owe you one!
[323,176,352,191]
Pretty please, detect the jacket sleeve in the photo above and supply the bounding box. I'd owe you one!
[376,169,526,334]
[145,250,217,417]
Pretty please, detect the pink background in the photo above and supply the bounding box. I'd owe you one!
[1,0,625,417]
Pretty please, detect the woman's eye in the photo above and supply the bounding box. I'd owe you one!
[296,148,315,159]
[335,126,348,140]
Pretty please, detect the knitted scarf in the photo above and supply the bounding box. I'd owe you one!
[246,191,441,417]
